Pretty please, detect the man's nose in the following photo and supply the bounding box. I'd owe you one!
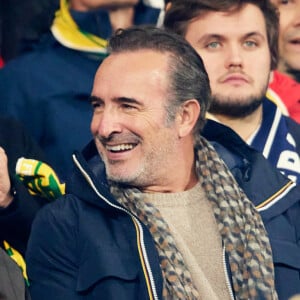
[293,2,300,27]
[91,108,122,139]
[224,44,243,69]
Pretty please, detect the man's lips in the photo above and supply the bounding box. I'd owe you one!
[287,37,300,51]
[290,38,300,44]
[105,143,137,153]
[285,31,300,49]
[100,142,139,161]
[97,133,140,154]
[220,74,249,84]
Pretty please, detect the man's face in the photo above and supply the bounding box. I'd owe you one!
[272,0,300,77]
[185,4,271,118]
[90,50,181,189]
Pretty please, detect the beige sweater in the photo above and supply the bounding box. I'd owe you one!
[145,183,231,300]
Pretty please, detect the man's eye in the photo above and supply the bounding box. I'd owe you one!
[207,41,220,49]
[91,102,103,110]
[277,0,290,5]
[244,40,257,48]
[122,104,136,110]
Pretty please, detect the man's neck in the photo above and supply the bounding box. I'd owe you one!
[69,1,136,32]
[211,105,263,142]
[140,160,198,194]
[141,140,198,194]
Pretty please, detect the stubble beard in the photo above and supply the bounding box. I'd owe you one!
[104,158,146,186]
[101,132,179,189]
[209,88,267,118]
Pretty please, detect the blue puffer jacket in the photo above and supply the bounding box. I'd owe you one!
[26,120,300,300]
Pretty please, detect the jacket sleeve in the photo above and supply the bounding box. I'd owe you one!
[0,181,46,256]
[26,197,81,300]
[0,117,50,255]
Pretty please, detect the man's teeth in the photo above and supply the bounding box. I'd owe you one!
[106,144,134,152]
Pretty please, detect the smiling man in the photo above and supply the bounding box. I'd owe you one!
[26,26,277,300]
[90,50,197,191]
[0,0,164,180]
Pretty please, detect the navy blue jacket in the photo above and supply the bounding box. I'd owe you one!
[27,120,300,300]
[0,3,162,180]
[27,142,165,300]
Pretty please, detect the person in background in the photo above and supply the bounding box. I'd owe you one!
[0,114,65,297]
[26,25,277,300]
[164,1,300,298]
[0,0,164,180]
[0,0,59,62]
[267,0,300,124]
[0,116,47,257]
[271,0,300,83]
[268,69,300,124]
[164,0,300,185]
[0,247,31,300]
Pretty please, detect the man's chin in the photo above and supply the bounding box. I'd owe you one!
[106,169,137,185]
[209,97,263,118]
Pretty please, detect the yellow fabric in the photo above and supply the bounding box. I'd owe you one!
[51,0,108,55]
[266,88,289,116]
[16,158,65,199]
[3,241,29,286]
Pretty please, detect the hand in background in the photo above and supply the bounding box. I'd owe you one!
[0,147,13,208]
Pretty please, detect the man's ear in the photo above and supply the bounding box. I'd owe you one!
[176,99,200,138]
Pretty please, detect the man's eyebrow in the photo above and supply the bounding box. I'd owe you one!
[197,31,265,44]
[244,31,266,40]
[89,95,142,105]
[197,33,224,43]
[89,95,102,103]
[116,97,141,105]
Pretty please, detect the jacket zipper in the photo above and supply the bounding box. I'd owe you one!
[73,155,159,300]
[222,247,235,300]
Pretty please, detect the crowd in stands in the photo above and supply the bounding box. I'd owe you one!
[0,0,299,299]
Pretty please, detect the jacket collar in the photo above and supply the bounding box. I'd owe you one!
[203,120,298,215]
[69,122,299,218]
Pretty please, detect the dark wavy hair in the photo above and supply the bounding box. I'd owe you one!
[108,25,211,132]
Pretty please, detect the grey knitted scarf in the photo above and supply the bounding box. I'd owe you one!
[110,135,277,300]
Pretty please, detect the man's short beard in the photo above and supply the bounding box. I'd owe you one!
[209,94,263,118]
